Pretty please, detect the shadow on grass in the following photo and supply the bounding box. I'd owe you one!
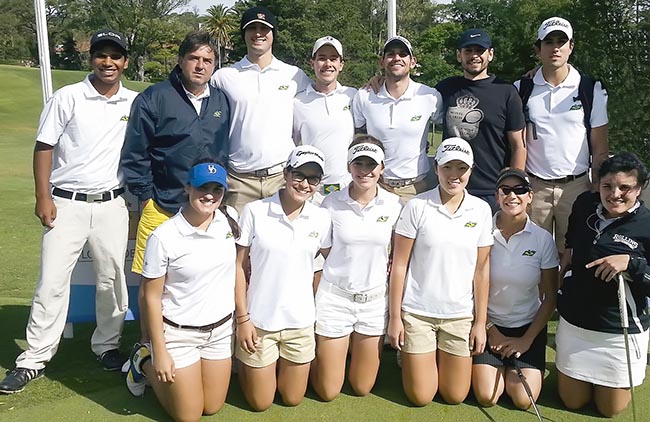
[0,305,30,371]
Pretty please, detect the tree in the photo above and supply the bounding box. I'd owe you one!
[203,4,236,68]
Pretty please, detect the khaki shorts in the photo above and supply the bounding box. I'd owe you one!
[132,200,173,274]
[235,325,315,368]
[225,170,285,214]
[402,312,473,357]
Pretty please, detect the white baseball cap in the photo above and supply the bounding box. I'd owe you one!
[312,36,343,58]
[383,35,414,56]
[435,137,474,167]
[286,145,325,172]
[537,17,573,41]
[347,142,385,165]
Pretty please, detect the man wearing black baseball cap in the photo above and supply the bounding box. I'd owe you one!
[212,6,312,213]
[435,28,526,211]
[0,29,138,395]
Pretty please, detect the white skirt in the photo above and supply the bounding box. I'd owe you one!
[556,317,649,388]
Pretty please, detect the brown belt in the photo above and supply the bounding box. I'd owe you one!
[163,313,232,332]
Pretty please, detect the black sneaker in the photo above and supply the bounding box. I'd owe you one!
[98,349,127,371]
[0,368,44,394]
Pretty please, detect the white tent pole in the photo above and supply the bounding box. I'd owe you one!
[387,0,397,38]
[34,0,53,105]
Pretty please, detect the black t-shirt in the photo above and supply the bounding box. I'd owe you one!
[435,75,525,195]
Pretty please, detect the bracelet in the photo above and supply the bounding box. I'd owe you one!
[235,313,250,320]
[237,317,251,325]
[486,321,495,331]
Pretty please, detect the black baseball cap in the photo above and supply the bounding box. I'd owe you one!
[458,28,492,49]
[241,6,277,31]
[90,29,128,54]
[496,168,531,188]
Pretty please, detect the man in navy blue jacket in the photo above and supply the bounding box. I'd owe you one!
[121,31,230,277]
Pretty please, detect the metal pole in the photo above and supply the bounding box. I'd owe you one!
[387,0,397,38]
[617,273,637,422]
[33,0,53,105]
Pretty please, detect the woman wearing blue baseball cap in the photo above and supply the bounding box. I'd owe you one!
[125,160,239,422]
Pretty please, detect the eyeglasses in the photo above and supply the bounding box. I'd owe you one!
[498,185,530,195]
[291,171,321,186]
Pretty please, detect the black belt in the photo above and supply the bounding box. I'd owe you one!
[163,314,232,332]
[52,187,125,202]
[528,171,587,184]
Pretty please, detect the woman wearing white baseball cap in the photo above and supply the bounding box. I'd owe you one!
[311,135,402,401]
[388,137,493,405]
[127,160,239,421]
[234,145,332,411]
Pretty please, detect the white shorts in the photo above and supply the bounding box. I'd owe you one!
[556,317,649,388]
[315,281,387,337]
[158,319,234,369]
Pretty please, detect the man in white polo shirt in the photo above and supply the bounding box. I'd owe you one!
[293,35,356,203]
[0,29,137,395]
[353,35,443,201]
[212,6,312,212]
[514,17,609,252]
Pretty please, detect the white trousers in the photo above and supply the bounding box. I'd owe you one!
[16,195,129,370]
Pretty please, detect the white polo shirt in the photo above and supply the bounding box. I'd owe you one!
[514,65,608,179]
[395,187,493,318]
[352,79,443,180]
[488,216,559,327]
[237,192,331,331]
[36,75,137,193]
[321,186,402,292]
[142,208,238,326]
[293,83,356,187]
[212,56,312,173]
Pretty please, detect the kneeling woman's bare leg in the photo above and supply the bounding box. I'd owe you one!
[277,358,311,406]
[437,351,472,404]
[348,333,383,396]
[311,334,350,401]
[593,385,631,418]
[504,367,542,410]
[557,371,592,411]
[144,357,230,422]
[238,361,277,412]
[471,364,505,407]
[402,351,437,406]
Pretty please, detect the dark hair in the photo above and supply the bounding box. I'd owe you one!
[349,134,385,152]
[178,31,216,59]
[598,152,649,190]
[190,158,240,239]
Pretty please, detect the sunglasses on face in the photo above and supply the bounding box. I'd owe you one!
[498,185,530,195]
[291,171,321,186]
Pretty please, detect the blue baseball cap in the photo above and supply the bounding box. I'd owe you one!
[458,28,492,49]
[187,163,228,191]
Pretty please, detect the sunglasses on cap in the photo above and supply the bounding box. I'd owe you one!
[291,171,322,186]
[498,185,531,195]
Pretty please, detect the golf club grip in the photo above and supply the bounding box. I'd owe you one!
[617,274,629,329]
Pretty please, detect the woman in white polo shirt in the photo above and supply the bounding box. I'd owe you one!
[235,145,331,411]
[311,136,402,401]
[130,161,239,422]
[472,168,559,410]
[388,137,493,406]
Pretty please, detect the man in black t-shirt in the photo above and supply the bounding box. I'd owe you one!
[435,28,526,210]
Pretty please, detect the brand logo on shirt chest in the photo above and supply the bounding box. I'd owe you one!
[464,221,477,228]
[278,85,289,91]
[308,231,320,238]
[213,110,222,118]
[522,249,537,256]
[613,234,638,250]
[376,216,389,222]
[410,115,422,121]
[120,115,129,121]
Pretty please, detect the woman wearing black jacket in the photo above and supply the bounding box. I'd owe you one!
[556,152,650,418]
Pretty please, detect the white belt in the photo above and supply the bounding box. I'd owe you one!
[382,173,427,188]
[319,281,386,303]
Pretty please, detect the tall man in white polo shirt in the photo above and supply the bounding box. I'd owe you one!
[212,6,312,212]
[293,36,356,203]
[0,29,137,395]
[353,36,443,201]
[515,17,608,252]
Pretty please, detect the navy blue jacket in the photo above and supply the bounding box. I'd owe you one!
[121,65,230,213]
[559,191,650,334]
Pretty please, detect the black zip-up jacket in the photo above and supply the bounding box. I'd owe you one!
[558,191,650,334]
[121,65,230,213]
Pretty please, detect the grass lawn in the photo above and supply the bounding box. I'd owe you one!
[0,64,648,421]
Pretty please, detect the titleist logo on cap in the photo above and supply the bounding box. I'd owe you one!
[296,150,324,160]
[542,19,569,30]
[442,144,471,155]
[352,145,378,154]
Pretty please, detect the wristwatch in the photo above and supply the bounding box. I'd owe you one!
[486,321,495,331]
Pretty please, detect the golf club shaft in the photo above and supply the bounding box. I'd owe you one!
[617,274,637,422]
[512,360,543,422]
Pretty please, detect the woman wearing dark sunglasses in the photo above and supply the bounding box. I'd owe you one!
[233,145,332,411]
[472,168,559,411]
